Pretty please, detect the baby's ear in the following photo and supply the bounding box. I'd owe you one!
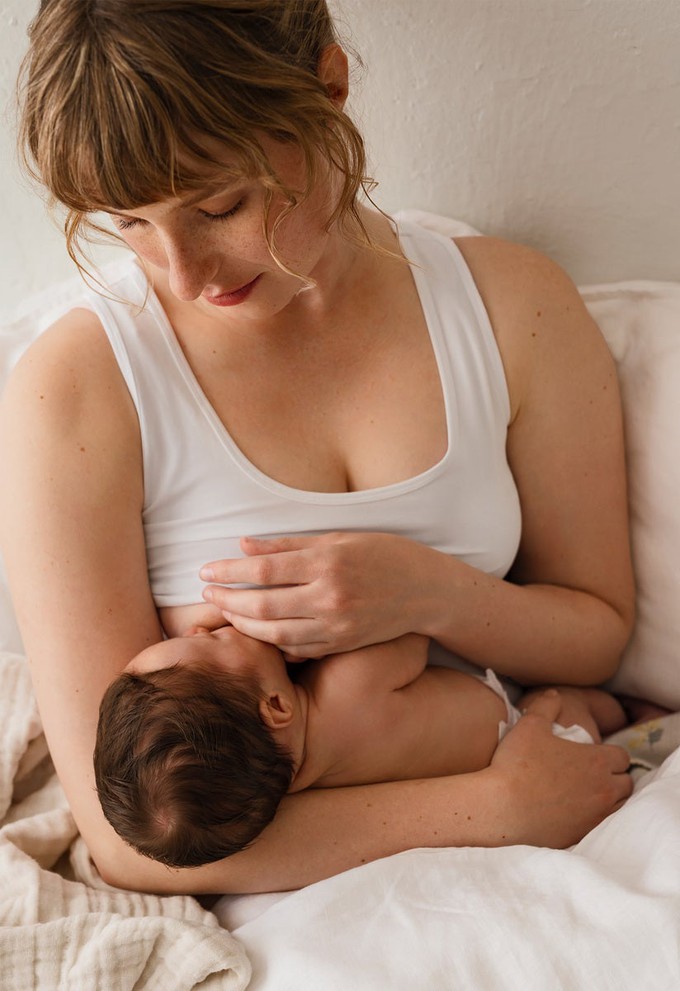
[258,692,294,730]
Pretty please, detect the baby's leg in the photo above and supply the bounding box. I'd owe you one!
[517,687,627,744]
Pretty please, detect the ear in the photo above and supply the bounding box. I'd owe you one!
[317,44,349,109]
[258,691,295,730]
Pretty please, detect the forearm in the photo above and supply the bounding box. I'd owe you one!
[98,700,633,896]
[98,769,507,895]
[415,547,632,685]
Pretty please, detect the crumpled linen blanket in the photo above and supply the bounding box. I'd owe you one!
[0,651,251,991]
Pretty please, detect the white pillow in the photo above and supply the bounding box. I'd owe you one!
[584,283,680,708]
[2,238,680,708]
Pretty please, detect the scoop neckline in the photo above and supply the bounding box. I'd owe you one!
[130,226,454,505]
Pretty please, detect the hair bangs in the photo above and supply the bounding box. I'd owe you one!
[19,0,381,286]
[41,53,265,216]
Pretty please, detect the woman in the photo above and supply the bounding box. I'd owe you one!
[0,0,633,894]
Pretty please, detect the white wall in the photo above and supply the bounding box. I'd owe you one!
[1,0,679,321]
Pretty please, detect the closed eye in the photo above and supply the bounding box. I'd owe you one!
[200,199,243,222]
[111,198,243,232]
[113,215,144,232]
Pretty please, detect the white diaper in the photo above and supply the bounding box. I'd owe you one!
[480,669,594,745]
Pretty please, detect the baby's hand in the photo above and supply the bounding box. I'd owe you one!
[159,602,228,639]
[518,686,627,743]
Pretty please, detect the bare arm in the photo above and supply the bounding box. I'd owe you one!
[314,633,430,696]
[0,309,631,895]
[424,237,635,683]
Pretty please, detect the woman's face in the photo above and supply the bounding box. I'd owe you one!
[106,135,344,321]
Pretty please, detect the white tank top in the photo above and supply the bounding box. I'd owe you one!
[81,218,521,608]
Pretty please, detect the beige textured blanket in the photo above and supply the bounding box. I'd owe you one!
[0,651,251,991]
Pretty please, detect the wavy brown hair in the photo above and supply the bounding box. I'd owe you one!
[94,660,295,868]
[18,0,375,280]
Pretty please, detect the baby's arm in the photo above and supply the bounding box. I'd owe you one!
[314,633,431,697]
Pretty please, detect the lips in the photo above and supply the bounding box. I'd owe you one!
[203,274,261,307]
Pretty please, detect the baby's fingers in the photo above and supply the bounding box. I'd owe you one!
[521,688,562,724]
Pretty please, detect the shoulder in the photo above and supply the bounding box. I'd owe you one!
[2,306,135,436]
[453,237,609,421]
[453,236,590,336]
[453,236,587,329]
[5,306,119,394]
[1,306,140,493]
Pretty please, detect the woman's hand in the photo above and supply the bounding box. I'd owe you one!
[200,532,432,657]
[488,691,633,848]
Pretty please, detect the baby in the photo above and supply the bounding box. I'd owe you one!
[94,626,626,868]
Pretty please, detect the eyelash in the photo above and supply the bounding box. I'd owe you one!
[114,199,243,232]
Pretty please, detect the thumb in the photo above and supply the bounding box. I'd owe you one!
[522,689,562,724]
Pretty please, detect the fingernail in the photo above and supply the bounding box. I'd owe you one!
[203,587,214,602]
[200,567,214,581]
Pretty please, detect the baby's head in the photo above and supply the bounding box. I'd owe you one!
[94,626,304,868]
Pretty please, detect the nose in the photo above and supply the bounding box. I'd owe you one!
[160,231,220,302]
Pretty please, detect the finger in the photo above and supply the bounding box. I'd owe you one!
[240,534,322,555]
[522,689,562,724]
[202,583,313,621]
[614,776,634,805]
[224,612,328,653]
[602,743,632,774]
[200,549,313,586]
[606,774,634,812]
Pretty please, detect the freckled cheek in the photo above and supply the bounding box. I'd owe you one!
[142,246,170,270]
[272,207,329,271]
[118,231,169,269]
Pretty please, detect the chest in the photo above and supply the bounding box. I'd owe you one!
[173,274,448,494]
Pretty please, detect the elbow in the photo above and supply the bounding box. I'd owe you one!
[591,598,636,685]
[89,835,162,893]
[91,836,203,896]
[90,839,139,891]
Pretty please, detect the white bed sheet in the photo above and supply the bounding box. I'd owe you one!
[218,745,680,990]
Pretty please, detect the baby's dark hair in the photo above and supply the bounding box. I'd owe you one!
[94,660,295,867]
